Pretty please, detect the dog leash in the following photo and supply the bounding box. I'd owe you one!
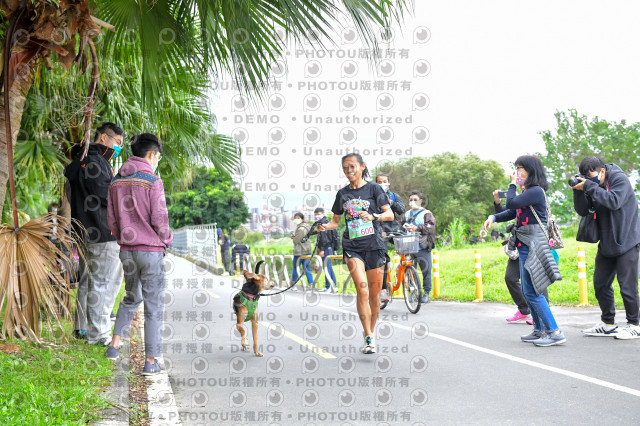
[259,220,322,297]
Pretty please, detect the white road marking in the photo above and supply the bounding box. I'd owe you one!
[311,301,640,399]
[259,320,337,359]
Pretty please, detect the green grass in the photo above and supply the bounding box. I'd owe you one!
[0,279,127,424]
[0,337,114,424]
[253,236,634,308]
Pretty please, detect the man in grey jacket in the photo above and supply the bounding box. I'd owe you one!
[573,156,640,340]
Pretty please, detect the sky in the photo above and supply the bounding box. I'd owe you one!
[210,0,640,213]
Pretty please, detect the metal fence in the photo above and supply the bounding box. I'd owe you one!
[170,223,219,269]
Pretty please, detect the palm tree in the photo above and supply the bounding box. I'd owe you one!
[0,0,409,218]
[0,0,408,341]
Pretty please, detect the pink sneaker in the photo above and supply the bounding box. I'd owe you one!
[506,310,531,324]
[526,318,534,325]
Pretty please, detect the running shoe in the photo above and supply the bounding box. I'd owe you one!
[380,289,390,304]
[105,345,119,360]
[581,322,618,337]
[506,310,531,324]
[361,335,376,354]
[141,360,162,376]
[533,330,566,347]
[614,324,640,340]
[521,330,545,343]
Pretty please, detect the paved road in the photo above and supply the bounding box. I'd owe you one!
[160,254,640,425]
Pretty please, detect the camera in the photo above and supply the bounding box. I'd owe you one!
[568,174,585,187]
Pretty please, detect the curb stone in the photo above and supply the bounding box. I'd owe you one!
[138,303,183,425]
[92,335,130,426]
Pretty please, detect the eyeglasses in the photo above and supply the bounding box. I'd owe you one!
[107,134,124,148]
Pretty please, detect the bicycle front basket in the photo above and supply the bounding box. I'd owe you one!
[393,233,419,255]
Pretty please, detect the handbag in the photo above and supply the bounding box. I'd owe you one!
[529,194,564,249]
[502,239,519,260]
[576,208,599,243]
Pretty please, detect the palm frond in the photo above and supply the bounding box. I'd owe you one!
[0,214,80,343]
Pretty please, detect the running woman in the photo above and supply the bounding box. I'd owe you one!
[318,153,394,353]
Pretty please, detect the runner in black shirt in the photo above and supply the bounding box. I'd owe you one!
[318,153,394,354]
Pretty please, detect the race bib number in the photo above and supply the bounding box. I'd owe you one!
[348,218,375,239]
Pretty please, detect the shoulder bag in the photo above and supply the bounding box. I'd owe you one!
[576,208,599,243]
[529,194,564,249]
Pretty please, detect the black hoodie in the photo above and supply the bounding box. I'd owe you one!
[64,143,117,244]
[573,163,640,257]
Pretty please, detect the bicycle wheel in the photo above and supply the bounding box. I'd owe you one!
[403,265,422,314]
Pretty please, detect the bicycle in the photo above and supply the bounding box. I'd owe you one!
[380,231,422,314]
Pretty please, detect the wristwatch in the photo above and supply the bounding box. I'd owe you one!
[372,213,380,221]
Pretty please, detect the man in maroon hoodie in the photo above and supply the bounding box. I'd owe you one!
[105,133,173,375]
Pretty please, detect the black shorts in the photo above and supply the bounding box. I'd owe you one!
[343,249,387,271]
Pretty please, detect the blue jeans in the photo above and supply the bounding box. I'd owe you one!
[322,247,337,289]
[518,245,559,332]
[293,255,314,286]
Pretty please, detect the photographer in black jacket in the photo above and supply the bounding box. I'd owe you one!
[573,156,640,340]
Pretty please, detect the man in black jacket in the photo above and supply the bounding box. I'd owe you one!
[64,122,125,345]
[573,156,640,340]
[310,208,339,292]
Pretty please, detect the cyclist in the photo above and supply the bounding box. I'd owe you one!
[400,191,436,304]
[375,173,406,303]
[318,153,394,354]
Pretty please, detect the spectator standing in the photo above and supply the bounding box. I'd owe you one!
[105,133,173,375]
[573,156,640,339]
[309,207,340,292]
[484,155,564,347]
[218,229,232,276]
[64,122,125,345]
[492,189,548,324]
[291,212,314,287]
[231,242,250,274]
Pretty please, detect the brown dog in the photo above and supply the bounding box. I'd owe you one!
[232,261,274,357]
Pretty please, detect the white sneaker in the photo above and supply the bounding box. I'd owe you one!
[614,324,640,340]
[380,289,390,303]
[361,335,376,354]
[581,322,618,337]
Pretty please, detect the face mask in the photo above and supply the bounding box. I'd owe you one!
[293,218,302,225]
[516,172,526,186]
[314,215,323,221]
[409,201,420,209]
[152,153,161,173]
[112,145,122,159]
[379,183,390,192]
[588,174,601,185]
